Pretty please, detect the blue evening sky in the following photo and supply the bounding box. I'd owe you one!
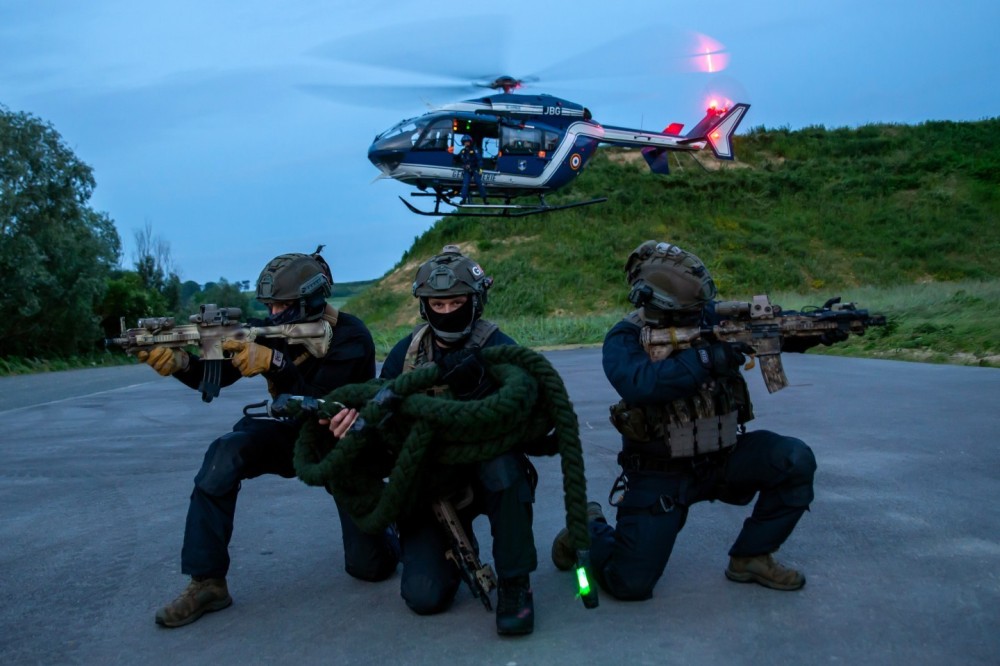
[2,0,997,285]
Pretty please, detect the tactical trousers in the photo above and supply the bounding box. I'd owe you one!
[590,429,816,601]
[181,416,399,581]
[460,169,487,202]
[399,452,537,615]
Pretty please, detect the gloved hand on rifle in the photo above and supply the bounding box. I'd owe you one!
[138,347,189,376]
[691,341,755,379]
[222,340,284,377]
[436,346,495,400]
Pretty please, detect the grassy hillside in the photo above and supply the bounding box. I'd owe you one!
[330,279,377,309]
[345,119,1000,364]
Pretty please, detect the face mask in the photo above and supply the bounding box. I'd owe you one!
[265,303,301,326]
[425,297,476,343]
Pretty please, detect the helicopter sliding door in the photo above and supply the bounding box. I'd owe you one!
[450,118,499,171]
[497,125,547,177]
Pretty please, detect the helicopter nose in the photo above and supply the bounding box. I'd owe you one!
[368,144,402,174]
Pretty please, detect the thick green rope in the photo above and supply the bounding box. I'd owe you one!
[293,345,591,556]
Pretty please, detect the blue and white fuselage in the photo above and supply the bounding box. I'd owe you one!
[367,92,749,204]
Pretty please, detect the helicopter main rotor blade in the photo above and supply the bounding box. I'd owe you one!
[305,15,512,85]
[527,25,731,86]
[299,82,482,110]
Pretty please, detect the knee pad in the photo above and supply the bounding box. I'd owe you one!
[345,559,397,583]
[344,528,400,583]
[777,437,816,482]
[772,437,816,507]
[603,566,657,601]
[193,433,247,496]
[401,574,456,615]
[479,453,532,495]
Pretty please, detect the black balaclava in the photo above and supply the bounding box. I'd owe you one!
[424,297,477,345]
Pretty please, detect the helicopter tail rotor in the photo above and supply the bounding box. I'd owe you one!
[704,104,749,159]
[679,102,751,160]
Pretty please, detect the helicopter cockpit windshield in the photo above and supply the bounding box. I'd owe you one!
[374,117,432,151]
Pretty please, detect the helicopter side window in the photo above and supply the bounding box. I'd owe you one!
[501,127,542,155]
[482,137,499,159]
[544,131,560,152]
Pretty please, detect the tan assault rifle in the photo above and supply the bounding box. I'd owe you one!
[432,493,497,610]
[110,303,333,402]
[642,295,887,393]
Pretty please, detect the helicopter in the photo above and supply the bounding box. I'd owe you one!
[306,21,750,218]
[367,76,749,218]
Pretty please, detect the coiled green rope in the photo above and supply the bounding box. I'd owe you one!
[292,345,591,558]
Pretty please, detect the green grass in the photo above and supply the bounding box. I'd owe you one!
[330,279,377,310]
[358,281,1000,368]
[0,351,134,376]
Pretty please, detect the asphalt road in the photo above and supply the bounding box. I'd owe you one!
[1,351,998,665]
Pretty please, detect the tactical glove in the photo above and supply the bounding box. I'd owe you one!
[694,341,753,378]
[138,347,189,376]
[222,340,281,377]
[436,346,494,400]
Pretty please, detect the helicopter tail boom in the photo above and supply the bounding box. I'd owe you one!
[604,103,749,174]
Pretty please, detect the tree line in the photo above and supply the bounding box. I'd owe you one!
[0,105,257,360]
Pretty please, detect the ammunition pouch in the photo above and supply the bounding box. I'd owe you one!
[611,406,740,458]
[609,376,751,459]
[609,402,651,442]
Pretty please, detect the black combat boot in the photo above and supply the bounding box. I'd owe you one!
[495,575,534,636]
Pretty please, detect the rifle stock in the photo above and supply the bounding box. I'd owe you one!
[642,295,886,393]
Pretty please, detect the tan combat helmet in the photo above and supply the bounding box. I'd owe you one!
[412,244,493,342]
[625,240,717,324]
[256,249,332,324]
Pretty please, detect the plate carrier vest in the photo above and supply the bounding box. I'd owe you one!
[608,312,754,459]
[401,319,499,375]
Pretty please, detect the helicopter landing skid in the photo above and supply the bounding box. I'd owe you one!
[399,195,608,218]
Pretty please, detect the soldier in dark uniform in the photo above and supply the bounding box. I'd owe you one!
[142,250,399,627]
[378,245,536,635]
[552,240,829,600]
[458,135,489,205]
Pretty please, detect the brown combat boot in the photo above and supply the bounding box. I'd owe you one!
[725,553,806,591]
[155,577,233,627]
[551,502,606,571]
